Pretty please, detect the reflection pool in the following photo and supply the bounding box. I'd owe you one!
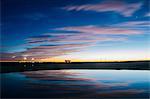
[1,70,150,98]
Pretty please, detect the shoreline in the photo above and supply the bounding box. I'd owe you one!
[1,61,149,73]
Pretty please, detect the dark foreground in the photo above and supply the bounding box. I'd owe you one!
[1,70,149,99]
[1,62,149,98]
[0,61,149,73]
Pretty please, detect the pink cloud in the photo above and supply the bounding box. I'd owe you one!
[1,24,140,61]
[56,25,143,35]
[2,22,144,61]
[26,28,128,46]
[0,43,90,61]
[0,34,127,61]
[115,21,150,27]
[63,1,142,17]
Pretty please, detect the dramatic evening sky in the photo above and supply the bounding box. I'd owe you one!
[1,0,150,61]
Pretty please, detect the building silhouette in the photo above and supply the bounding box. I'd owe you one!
[65,60,71,63]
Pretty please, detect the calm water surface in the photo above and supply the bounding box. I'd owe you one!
[1,70,150,98]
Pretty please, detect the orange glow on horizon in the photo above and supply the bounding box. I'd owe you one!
[1,57,150,62]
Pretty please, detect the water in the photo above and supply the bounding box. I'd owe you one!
[1,70,150,98]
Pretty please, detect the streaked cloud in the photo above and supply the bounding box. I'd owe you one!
[145,12,150,17]
[56,25,143,35]
[63,1,143,17]
[114,21,150,28]
[27,32,127,46]
[1,0,148,62]
[0,21,146,61]
[0,44,86,61]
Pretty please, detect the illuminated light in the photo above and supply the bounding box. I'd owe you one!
[24,57,27,60]
[31,58,35,63]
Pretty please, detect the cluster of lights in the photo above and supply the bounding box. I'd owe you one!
[12,56,35,62]
[23,57,35,61]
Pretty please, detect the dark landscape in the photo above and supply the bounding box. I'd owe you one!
[1,61,149,73]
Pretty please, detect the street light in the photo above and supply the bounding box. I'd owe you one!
[31,58,35,63]
[31,58,34,61]
[24,57,27,60]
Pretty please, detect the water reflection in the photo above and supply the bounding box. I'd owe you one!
[1,70,150,98]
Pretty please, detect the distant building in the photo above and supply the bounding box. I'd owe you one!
[65,60,71,63]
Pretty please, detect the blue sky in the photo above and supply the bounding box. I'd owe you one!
[1,0,150,61]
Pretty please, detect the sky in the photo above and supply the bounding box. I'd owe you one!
[1,0,150,62]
